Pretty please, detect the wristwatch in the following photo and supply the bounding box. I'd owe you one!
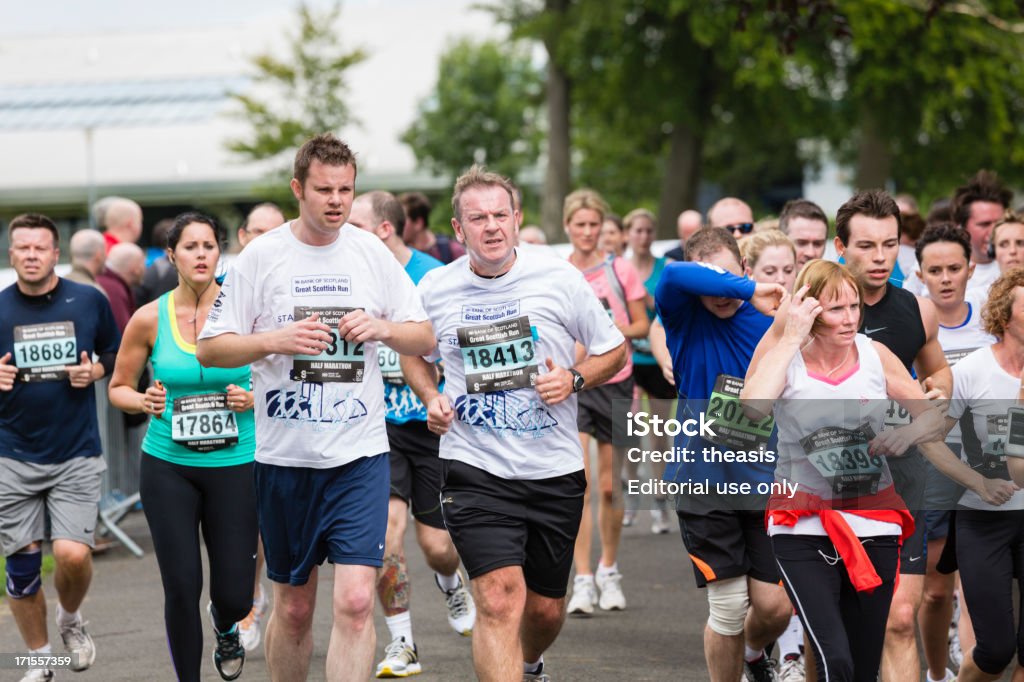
[570,368,585,393]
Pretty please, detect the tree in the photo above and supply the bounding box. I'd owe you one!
[401,39,543,187]
[225,2,367,189]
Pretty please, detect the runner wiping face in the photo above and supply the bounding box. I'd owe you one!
[836,214,899,295]
[697,247,745,319]
[452,184,519,277]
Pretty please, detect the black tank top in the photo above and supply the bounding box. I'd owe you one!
[859,284,925,375]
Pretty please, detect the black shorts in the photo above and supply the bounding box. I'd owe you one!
[578,377,634,445]
[387,420,444,529]
[888,453,926,575]
[677,509,779,588]
[440,459,586,599]
[633,363,676,400]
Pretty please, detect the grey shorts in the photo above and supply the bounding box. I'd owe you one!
[0,455,106,556]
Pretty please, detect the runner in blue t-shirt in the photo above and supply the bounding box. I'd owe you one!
[349,191,475,679]
[0,213,121,681]
[654,227,789,682]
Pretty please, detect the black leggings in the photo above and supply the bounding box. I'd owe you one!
[140,454,258,682]
[772,534,899,682]
[956,508,1024,675]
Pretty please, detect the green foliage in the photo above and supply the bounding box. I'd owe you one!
[224,2,367,180]
[401,39,543,184]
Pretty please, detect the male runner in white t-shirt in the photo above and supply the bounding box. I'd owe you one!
[402,165,627,682]
[196,133,435,682]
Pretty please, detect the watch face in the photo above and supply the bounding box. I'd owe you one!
[572,371,585,391]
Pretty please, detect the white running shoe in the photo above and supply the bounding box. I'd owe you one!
[650,509,670,535]
[595,569,626,611]
[523,661,551,681]
[622,509,637,527]
[778,656,805,682]
[567,576,597,617]
[375,636,422,678]
[58,615,96,671]
[238,589,269,652]
[437,571,476,636]
[19,669,54,682]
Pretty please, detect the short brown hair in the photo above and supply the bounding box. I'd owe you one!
[451,165,515,222]
[778,199,827,234]
[563,189,610,225]
[359,191,407,238]
[293,133,357,187]
[9,213,59,247]
[685,227,742,265]
[983,266,1024,338]
[399,192,431,225]
[794,260,864,335]
[951,169,1012,228]
[835,190,902,246]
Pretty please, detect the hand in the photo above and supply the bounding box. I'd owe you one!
[0,352,16,391]
[141,381,167,418]
[977,477,1019,506]
[427,394,455,435]
[225,384,254,413]
[922,378,950,414]
[659,359,675,387]
[782,285,821,344]
[751,282,786,317]
[534,358,572,406]
[271,313,333,356]
[338,309,388,344]
[66,351,97,388]
[869,426,916,458]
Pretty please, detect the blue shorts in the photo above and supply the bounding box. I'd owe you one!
[255,454,389,585]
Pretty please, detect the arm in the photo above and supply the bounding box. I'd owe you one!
[914,295,953,399]
[870,342,947,455]
[108,305,166,417]
[920,438,1017,506]
[655,261,784,317]
[618,298,650,339]
[401,353,452,435]
[534,342,627,406]
[648,318,674,386]
[337,312,435,356]
[196,315,334,368]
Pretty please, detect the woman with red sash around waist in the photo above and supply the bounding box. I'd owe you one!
[739,260,947,681]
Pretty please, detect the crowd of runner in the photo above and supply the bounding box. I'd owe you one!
[4,133,1024,682]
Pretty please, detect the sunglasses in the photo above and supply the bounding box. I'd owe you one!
[723,222,755,234]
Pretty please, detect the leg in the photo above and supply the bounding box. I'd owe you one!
[415,521,460,576]
[596,440,625,569]
[471,566,527,682]
[881,573,924,682]
[573,431,594,577]
[5,543,48,649]
[521,590,566,664]
[50,539,92,614]
[265,575,318,682]
[326,564,377,682]
[746,577,792,652]
[377,497,411,618]
[139,454,205,682]
[839,537,899,682]
[920,536,956,681]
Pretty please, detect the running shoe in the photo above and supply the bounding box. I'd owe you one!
[949,590,963,667]
[58,615,96,671]
[208,603,245,681]
[523,661,551,682]
[567,576,597,617]
[238,586,269,651]
[437,571,476,636]
[650,508,670,535]
[622,509,637,527]
[19,669,54,682]
[745,654,780,682]
[778,655,804,682]
[595,569,626,611]
[376,636,421,678]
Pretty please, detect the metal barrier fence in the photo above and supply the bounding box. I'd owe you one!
[94,376,145,557]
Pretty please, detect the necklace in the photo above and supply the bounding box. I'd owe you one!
[805,337,853,377]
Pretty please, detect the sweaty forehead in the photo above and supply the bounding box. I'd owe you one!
[460,186,512,213]
[10,227,56,247]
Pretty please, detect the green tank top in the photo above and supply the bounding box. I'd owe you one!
[142,291,255,467]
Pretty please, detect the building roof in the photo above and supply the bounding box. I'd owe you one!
[0,77,246,130]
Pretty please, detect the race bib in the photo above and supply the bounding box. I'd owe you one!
[801,424,882,497]
[944,347,976,367]
[171,393,239,452]
[981,413,1010,479]
[290,306,365,383]
[882,400,912,429]
[377,346,404,386]
[14,321,77,383]
[704,374,774,450]
[457,316,538,394]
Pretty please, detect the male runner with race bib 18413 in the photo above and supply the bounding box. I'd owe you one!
[196,133,435,682]
[402,165,627,682]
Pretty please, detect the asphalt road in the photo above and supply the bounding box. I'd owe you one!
[0,508,711,681]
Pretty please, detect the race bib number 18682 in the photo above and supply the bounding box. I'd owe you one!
[14,321,77,383]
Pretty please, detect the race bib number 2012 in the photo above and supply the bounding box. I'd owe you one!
[290,306,365,383]
[14,321,77,383]
[458,316,538,394]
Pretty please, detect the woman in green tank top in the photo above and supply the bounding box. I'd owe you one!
[109,212,256,682]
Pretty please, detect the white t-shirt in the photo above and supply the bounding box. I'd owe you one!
[938,290,995,367]
[967,260,1000,300]
[949,345,1024,511]
[200,223,427,468]
[417,249,624,480]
